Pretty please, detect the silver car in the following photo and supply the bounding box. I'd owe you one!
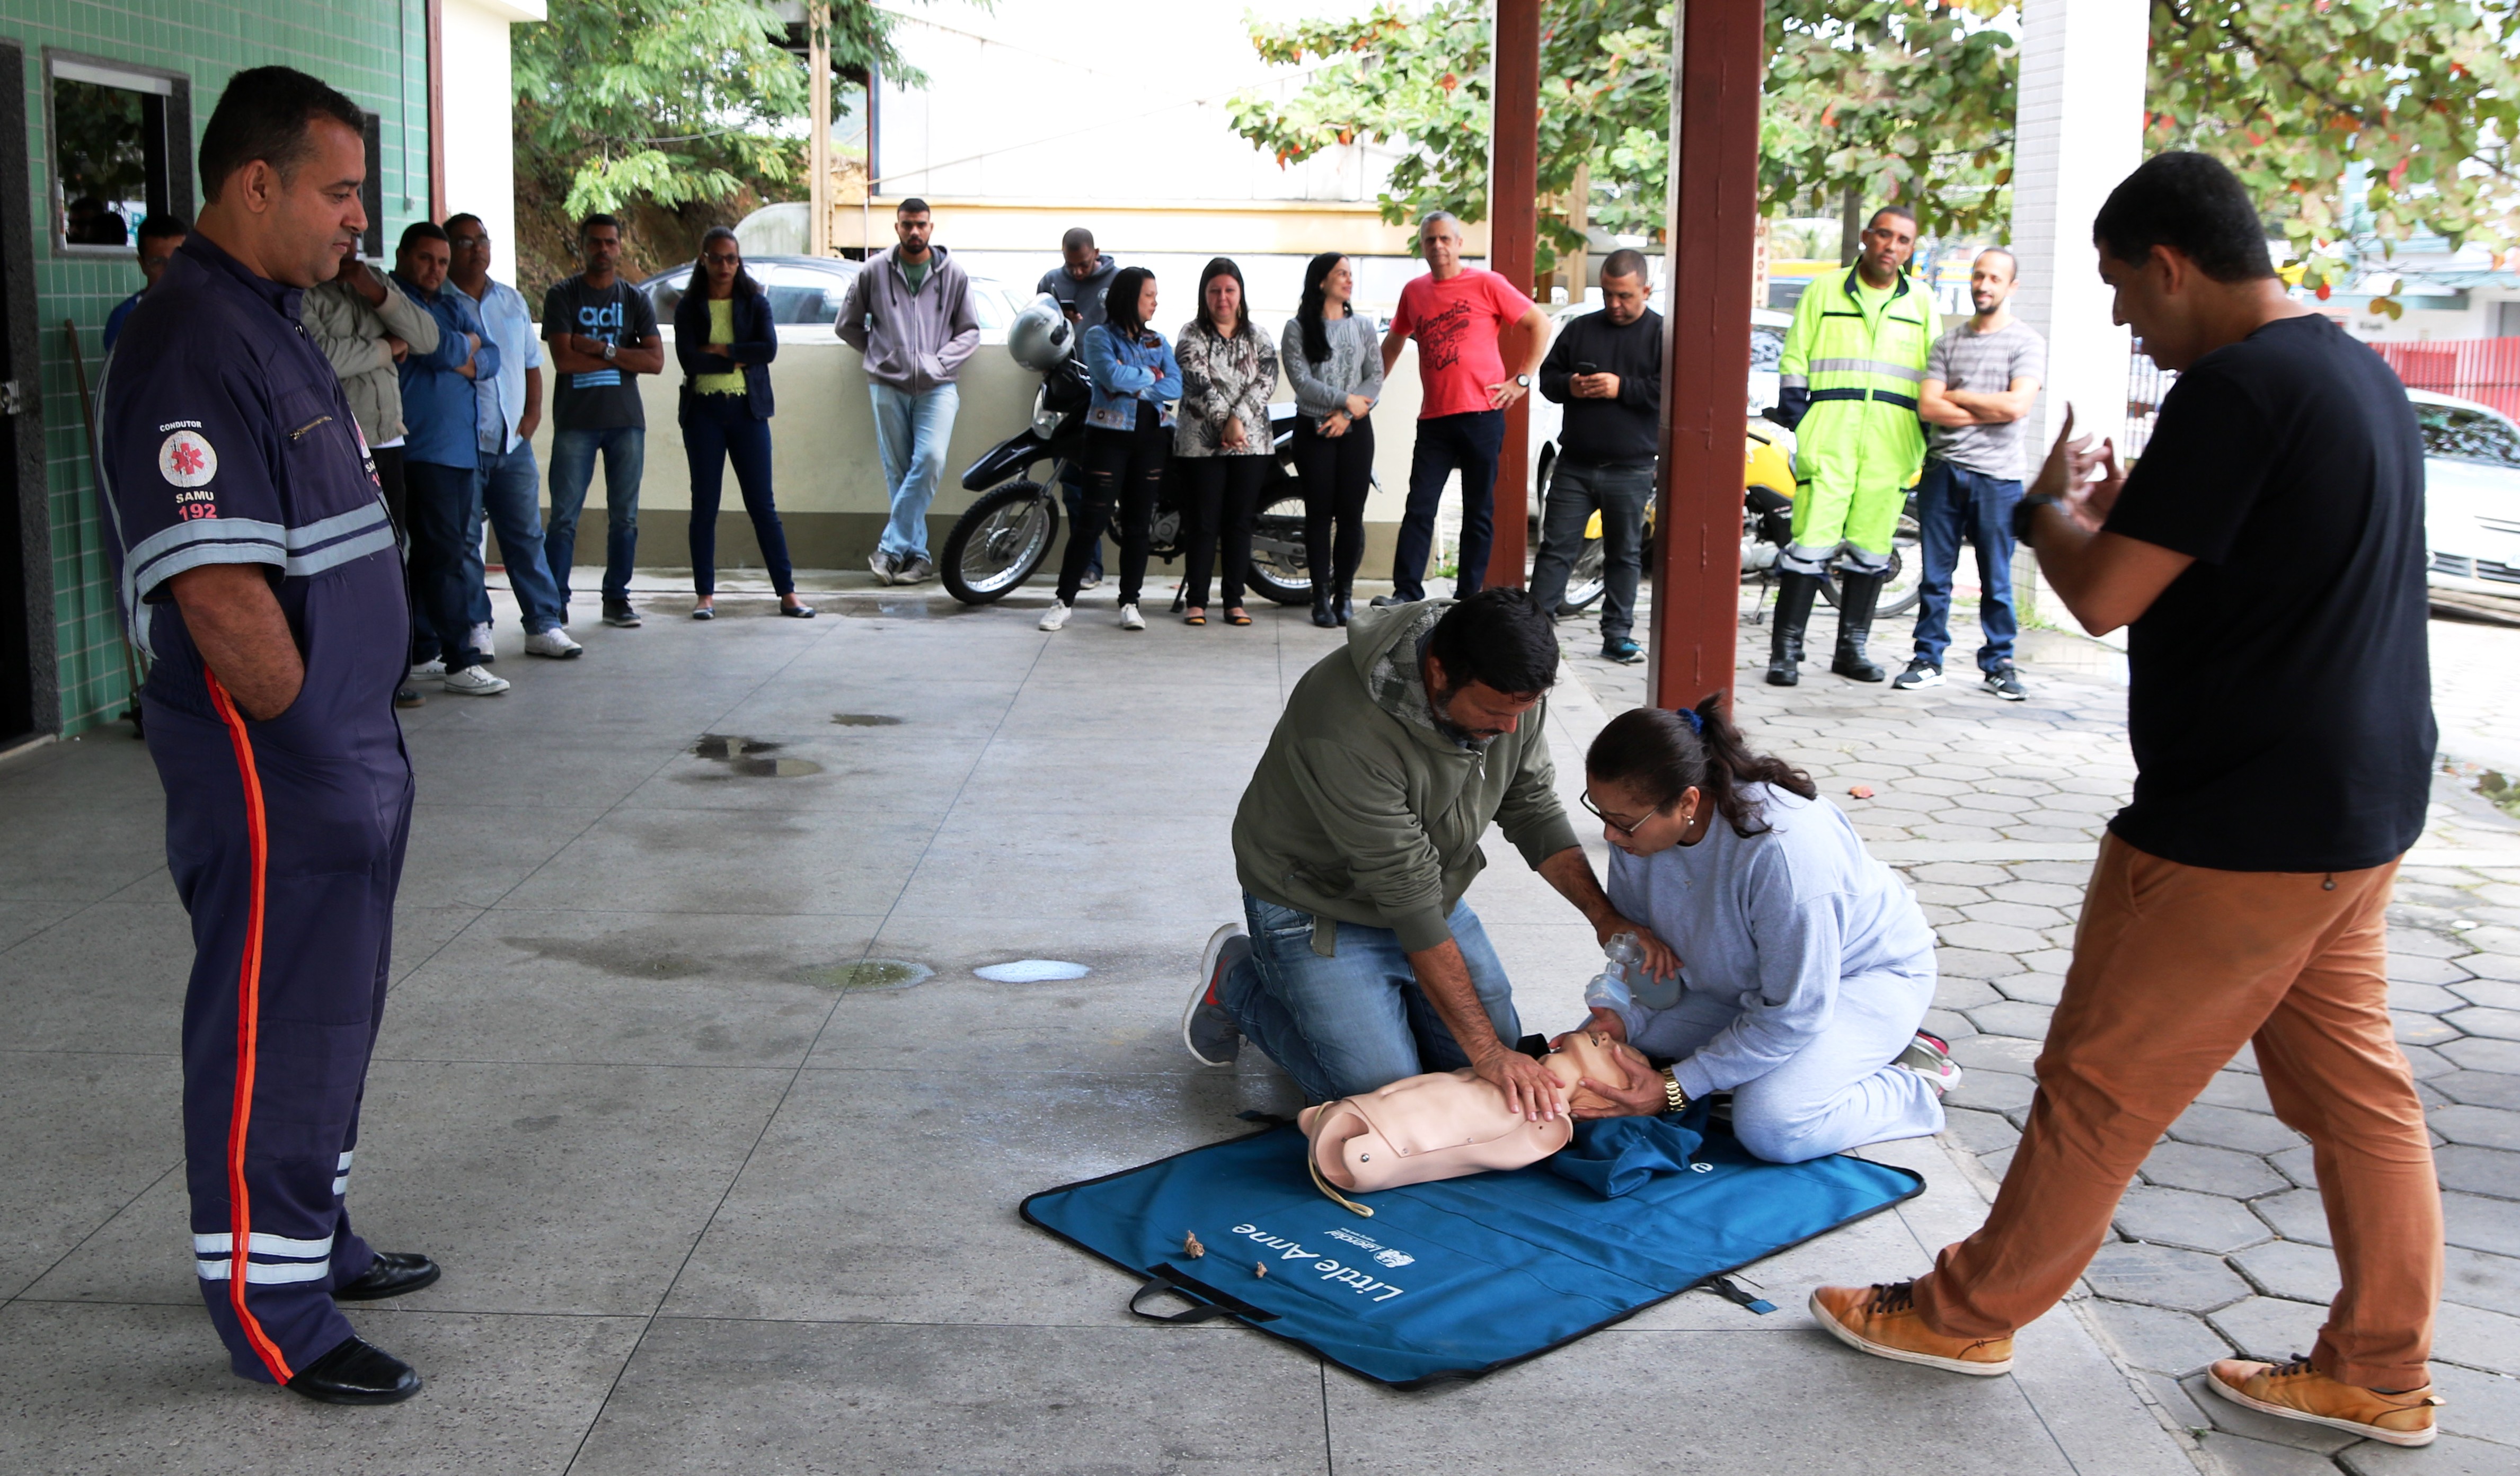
[2418,388,2520,620]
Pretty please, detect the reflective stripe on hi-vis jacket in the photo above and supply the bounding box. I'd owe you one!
[1777,266,1938,413]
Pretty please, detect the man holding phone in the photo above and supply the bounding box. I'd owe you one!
[1531,249,1663,663]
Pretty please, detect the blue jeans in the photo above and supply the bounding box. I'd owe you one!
[870,381,960,561]
[1391,409,1504,601]
[470,441,567,634]
[1219,893,1522,1102]
[683,395,795,598]
[545,425,646,607]
[1527,459,1651,642]
[404,460,485,673]
[1910,458,2022,673]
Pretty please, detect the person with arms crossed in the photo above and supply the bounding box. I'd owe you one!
[1894,249,2043,700]
[1811,153,2446,1451]
[1766,206,1937,687]
[675,228,812,620]
[98,66,444,1405]
[1376,211,1551,606]
[1282,251,1383,628]
[445,212,577,660]
[541,214,664,628]
[1036,226,1119,590]
[836,197,979,587]
[1039,266,1178,633]
[391,222,506,696]
[103,212,188,351]
[1529,248,1662,665]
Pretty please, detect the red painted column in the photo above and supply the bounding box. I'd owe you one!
[1648,0,1764,710]
[1484,0,1541,590]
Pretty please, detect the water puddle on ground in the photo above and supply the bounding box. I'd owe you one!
[974,959,1093,983]
[830,714,904,727]
[807,959,934,992]
[692,734,825,778]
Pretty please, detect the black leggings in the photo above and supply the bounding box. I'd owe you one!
[1181,454,1267,609]
[1293,414,1374,595]
[1059,404,1168,606]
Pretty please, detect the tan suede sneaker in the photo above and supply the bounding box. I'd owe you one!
[2206,1357,2442,1447]
[1808,1282,2014,1376]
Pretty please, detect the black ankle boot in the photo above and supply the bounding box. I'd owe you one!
[1767,572,1820,687]
[1311,584,1337,627]
[1832,571,1887,681]
[1333,574,1354,626]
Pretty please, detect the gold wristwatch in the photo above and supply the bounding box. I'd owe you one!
[1659,1067,1689,1116]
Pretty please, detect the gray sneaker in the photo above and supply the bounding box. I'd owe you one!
[867,549,897,585]
[1984,664,2026,701]
[1183,923,1248,1067]
[895,554,935,585]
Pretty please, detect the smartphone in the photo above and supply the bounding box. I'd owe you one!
[1574,361,1601,375]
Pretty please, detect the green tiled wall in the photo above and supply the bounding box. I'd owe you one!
[5,1,431,735]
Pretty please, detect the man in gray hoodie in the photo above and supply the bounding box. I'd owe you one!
[835,198,979,585]
[1184,590,1668,1112]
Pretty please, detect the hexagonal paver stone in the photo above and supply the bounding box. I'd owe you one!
[2391,981,2471,1015]
[1941,1106,2021,1157]
[2435,1299,2520,1377]
[2251,1188,2332,1248]
[1992,878,2084,908]
[2112,1185,2274,1254]
[1941,1070,2037,1114]
[2269,1144,2318,1189]
[2389,927,2471,960]
[2433,1105,2520,1151]
[2444,1244,2520,1315]
[2445,1190,2520,1258]
[2083,1240,2252,1312]
[1965,999,2055,1040]
[2194,1071,2277,1115]
[1949,1032,2040,1075]
[1933,975,2002,1010]
[2141,1140,2288,1198]
[1938,919,2053,954]
[1993,973,2065,1006]
[2439,1035,2520,1074]
[2395,1010,2465,1047]
[2232,1241,2343,1305]
[2165,1104,2305,1156]
[2389,953,2479,987]
[2454,979,2520,1011]
[1934,947,2020,981]
[2447,1006,2520,1042]
[2086,1296,2233,1375]
[1911,860,2012,886]
[2436,1144,2520,1201]
[2435,1071,2520,1110]
[2206,1295,2329,1362]
[1961,900,2068,930]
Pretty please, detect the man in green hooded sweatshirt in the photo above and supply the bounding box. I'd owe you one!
[1183,589,1675,1116]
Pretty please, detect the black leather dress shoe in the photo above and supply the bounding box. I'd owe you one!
[334,1250,441,1301]
[287,1337,421,1405]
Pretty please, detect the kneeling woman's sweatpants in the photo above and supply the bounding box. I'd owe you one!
[1631,966,1943,1163]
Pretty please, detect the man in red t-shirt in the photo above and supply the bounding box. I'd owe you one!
[1375,211,1552,603]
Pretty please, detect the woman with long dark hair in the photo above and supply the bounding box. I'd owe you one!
[1042,265,1180,632]
[1558,695,1958,1163]
[1173,257,1278,626]
[674,227,811,618]
[1281,251,1382,626]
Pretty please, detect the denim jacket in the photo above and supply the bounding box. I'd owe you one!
[1083,322,1181,431]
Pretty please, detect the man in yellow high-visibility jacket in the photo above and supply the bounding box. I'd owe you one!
[1767,205,1939,686]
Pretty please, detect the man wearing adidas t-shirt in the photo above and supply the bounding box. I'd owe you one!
[541,215,663,628]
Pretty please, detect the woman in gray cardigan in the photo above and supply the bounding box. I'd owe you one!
[1174,257,1279,626]
[1281,252,1383,626]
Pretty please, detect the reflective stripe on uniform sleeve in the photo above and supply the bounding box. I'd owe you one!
[192,1231,335,1258]
[124,500,396,608]
[197,1258,333,1284]
[1779,373,1807,389]
[287,525,397,578]
[1808,358,1925,383]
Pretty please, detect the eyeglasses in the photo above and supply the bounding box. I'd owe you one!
[1579,789,1663,838]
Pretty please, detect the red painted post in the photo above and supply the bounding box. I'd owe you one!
[1648,0,1764,711]
[1484,0,1542,590]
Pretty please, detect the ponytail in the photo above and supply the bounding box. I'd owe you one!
[1584,694,1816,838]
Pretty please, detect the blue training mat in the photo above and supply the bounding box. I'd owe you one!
[1021,1120,1923,1388]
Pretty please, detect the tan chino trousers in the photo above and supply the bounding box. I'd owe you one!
[1913,833,2441,1390]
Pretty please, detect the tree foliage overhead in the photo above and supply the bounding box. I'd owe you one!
[1230,0,2520,291]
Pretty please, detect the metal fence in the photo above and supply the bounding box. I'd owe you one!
[2124,339,2178,457]
[2372,337,2520,421]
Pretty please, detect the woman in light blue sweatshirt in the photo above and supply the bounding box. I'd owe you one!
[1566,699,1958,1163]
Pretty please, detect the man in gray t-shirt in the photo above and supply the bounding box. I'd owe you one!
[1894,248,2046,698]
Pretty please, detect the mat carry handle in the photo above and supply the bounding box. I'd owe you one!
[1696,1273,1776,1314]
[1129,1263,1281,1324]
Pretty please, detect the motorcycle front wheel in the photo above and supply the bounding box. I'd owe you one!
[941,481,1060,605]
[1246,484,1314,606]
[1818,508,1925,618]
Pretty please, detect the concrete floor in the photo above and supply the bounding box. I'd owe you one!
[2,575,2204,1475]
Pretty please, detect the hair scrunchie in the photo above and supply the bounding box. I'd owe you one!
[1678,706,1705,736]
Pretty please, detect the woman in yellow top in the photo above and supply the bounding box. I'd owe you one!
[674,228,811,618]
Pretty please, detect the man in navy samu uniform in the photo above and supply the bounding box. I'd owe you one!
[99,67,440,1405]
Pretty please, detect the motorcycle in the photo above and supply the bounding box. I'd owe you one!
[1550,421,1923,620]
[939,301,1320,608]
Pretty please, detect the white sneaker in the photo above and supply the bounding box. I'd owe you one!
[1895,1031,1964,1096]
[408,657,447,679]
[441,665,510,696]
[1119,603,1145,631]
[524,627,582,659]
[1038,601,1072,632]
[468,623,497,663]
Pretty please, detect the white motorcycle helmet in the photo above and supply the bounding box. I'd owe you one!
[1007,293,1075,372]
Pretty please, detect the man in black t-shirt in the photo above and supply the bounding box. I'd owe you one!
[1813,154,2446,1451]
[540,214,664,627]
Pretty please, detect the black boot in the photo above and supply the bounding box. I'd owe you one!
[1766,572,1820,687]
[1311,582,1338,627]
[1832,571,1887,681]
[1333,572,1354,626]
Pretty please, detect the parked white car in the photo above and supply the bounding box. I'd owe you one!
[2415,389,2520,613]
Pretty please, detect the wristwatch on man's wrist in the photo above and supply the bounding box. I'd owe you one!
[602,340,618,362]
[1659,1067,1689,1116]
[2012,491,2063,547]
[1514,374,1532,389]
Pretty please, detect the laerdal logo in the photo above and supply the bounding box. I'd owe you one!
[1323,1225,1414,1268]
[1232,1223,1406,1302]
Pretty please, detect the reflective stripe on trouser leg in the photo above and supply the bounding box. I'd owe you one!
[155,671,409,1383]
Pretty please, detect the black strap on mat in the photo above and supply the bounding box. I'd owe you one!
[1128,1264,1282,1325]
[1697,1273,1777,1314]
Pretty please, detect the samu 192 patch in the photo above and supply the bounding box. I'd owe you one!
[158,429,217,488]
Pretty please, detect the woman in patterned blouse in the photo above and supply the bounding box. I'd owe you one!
[1173,257,1280,626]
